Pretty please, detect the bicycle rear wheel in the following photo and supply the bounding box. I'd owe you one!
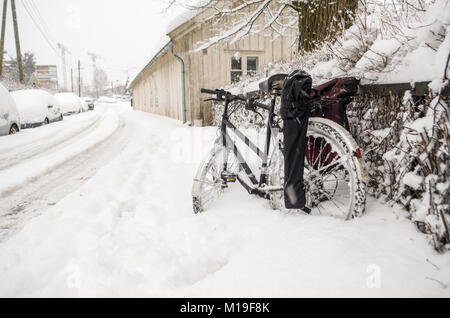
[192,140,240,213]
[268,117,367,220]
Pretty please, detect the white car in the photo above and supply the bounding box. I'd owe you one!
[83,97,95,110]
[79,98,89,112]
[0,83,21,136]
[11,89,63,129]
[54,93,82,115]
[97,96,117,104]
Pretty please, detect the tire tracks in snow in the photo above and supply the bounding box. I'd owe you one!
[0,112,104,171]
[0,108,131,242]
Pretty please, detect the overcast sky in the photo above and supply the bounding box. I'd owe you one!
[3,0,183,88]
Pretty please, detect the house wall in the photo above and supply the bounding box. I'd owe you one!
[132,10,297,125]
[133,51,183,120]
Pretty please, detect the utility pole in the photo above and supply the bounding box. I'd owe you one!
[88,52,101,97]
[0,0,8,76]
[77,60,81,97]
[58,42,71,91]
[71,68,74,92]
[11,0,23,82]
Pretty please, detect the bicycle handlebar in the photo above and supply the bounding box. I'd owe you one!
[200,88,218,95]
[201,88,246,103]
[201,88,270,117]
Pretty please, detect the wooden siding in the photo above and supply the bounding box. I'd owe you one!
[131,10,296,126]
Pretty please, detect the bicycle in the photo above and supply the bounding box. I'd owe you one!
[192,74,367,220]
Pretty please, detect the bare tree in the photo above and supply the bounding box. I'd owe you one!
[167,0,358,52]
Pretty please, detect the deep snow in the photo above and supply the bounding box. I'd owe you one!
[0,102,449,297]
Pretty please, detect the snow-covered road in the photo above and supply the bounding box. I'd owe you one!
[0,102,449,297]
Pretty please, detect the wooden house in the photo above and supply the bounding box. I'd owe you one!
[129,6,297,126]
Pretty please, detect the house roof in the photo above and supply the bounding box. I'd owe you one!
[128,37,172,89]
[166,7,203,35]
[128,4,207,90]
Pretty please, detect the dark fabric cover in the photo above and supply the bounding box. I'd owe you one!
[280,73,358,210]
[281,70,312,209]
[310,77,359,130]
[306,77,359,170]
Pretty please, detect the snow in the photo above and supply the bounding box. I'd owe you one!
[166,0,205,34]
[0,83,20,134]
[10,89,61,125]
[0,106,118,198]
[0,102,449,297]
[128,35,171,88]
[403,172,424,191]
[79,98,89,112]
[54,93,82,115]
[225,0,450,96]
[96,96,118,104]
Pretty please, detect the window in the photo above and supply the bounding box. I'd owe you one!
[247,56,259,77]
[230,54,260,83]
[231,56,242,83]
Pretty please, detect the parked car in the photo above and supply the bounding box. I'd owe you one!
[83,97,95,111]
[11,89,63,129]
[54,93,82,115]
[79,98,89,112]
[0,83,21,136]
[97,96,117,104]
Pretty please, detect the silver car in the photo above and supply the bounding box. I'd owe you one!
[0,83,21,136]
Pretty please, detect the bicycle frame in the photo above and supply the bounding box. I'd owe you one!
[220,96,278,198]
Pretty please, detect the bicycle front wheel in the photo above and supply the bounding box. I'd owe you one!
[268,117,368,220]
[192,140,240,213]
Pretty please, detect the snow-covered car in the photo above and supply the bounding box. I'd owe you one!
[11,89,63,129]
[97,96,117,104]
[83,97,95,111]
[79,98,89,112]
[54,93,82,115]
[0,83,21,135]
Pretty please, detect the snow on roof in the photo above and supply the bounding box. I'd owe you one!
[166,7,203,34]
[129,2,210,90]
[128,35,172,89]
[166,0,209,34]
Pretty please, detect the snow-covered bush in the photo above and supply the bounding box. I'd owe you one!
[348,89,449,251]
[212,0,450,251]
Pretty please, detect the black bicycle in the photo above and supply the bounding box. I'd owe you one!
[192,74,367,220]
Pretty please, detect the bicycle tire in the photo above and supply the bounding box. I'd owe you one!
[268,117,367,220]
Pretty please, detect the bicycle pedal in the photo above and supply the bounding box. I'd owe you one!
[301,206,312,214]
[221,172,237,183]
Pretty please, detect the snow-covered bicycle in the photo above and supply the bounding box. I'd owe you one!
[192,74,367,220]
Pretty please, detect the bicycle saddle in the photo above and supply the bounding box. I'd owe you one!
[259,73,288,95]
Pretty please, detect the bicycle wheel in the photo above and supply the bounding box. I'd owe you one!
[192,140,241,213]
[268,117,367,220]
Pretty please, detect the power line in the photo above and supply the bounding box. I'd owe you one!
[19,0,59,57]
[26,0,57,44]
[21,0,59,54]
